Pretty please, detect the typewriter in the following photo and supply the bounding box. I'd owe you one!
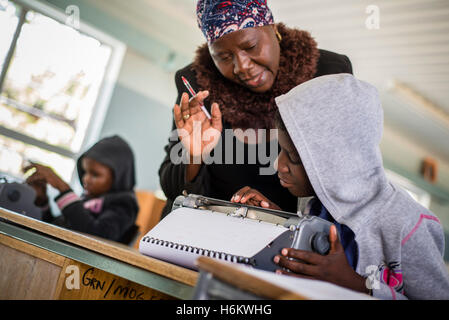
[0,178,43,220]
[172,193,336,300]
[173,192,334,272]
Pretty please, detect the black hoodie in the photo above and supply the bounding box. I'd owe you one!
[51,135,139,244]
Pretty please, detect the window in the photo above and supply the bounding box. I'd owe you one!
[0,0,124,184]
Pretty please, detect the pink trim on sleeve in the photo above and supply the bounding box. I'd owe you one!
[56,192,80,211]
[401,214,440,246]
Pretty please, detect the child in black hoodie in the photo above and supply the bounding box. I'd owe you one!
[24,135,139,244]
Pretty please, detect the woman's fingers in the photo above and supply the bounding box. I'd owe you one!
[260,201,270,208]
[231,186,250,202]
[240,189,261,204]
[230,186,281,210]
[181,92,201,121]
[180,92,191,120]
[175,90,222,159]
[210,103,222,131]
[231,187,269,207]
[177,91,213,128]
[240,189,265,204]
[181,91,209,117]
[173,104,184,129]
[189,90,209,109]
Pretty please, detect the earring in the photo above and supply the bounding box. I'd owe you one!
[276,29,282,42]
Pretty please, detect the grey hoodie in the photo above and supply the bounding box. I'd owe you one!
[275,73,449,300]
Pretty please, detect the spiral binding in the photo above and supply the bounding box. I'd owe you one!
[141,236,255,266]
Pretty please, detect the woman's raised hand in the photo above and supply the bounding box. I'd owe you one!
[173,91,222,163]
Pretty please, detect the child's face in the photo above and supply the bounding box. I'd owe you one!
[276,129,315,198]
[81,157,113,197]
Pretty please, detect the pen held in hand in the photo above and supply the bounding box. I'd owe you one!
[181,76,212,119]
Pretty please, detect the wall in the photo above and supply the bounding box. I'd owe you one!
[381,124,449,219]
[99,49,175,193]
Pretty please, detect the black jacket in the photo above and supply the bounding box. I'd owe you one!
[159,49,353,218]
[45,135,139,244]
[51,189,139,244]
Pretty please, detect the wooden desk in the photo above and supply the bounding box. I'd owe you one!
[196,257,306,300]
[0,207,198,300]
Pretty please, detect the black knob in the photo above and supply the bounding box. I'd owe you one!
[7,189,20,202]
[311,232,330,255]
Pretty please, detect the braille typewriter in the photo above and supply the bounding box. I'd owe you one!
[139,192,334,273]
[0,178,42,220]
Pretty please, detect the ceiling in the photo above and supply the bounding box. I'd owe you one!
[89,0,449,161]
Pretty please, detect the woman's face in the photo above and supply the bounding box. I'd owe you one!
[209,25,280,93]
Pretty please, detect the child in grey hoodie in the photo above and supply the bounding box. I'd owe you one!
[232,74,449,299]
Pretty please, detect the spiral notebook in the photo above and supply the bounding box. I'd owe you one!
[138,207,287,270]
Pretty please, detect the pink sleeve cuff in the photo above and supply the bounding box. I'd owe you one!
[56,191,80,211]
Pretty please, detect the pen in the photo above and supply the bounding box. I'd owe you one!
[181,76,212,119]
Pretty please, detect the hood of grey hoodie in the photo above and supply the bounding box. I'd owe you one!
[275,74,449,300]
[275,73,392,234]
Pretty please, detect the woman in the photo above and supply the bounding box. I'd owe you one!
[159,0,353,217]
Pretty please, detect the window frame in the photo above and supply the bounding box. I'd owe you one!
[0,0,126,185]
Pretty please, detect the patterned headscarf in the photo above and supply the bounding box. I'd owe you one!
[197,0,275,44]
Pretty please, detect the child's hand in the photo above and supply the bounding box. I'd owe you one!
[23,163,70,193]
[273,225,369,294]
[26,177,49,207]
[231,186,281,210]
